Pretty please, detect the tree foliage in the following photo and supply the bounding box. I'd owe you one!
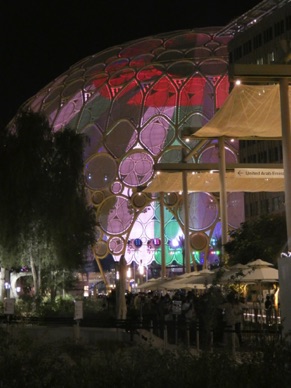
[224,214,287,266]
[0,110,96,292]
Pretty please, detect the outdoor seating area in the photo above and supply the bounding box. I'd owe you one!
[130,259,281,351]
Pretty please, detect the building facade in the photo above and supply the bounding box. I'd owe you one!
[227,0,290,219]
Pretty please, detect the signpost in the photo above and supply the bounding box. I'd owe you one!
[4,298,15,325]
[74,300,83,342]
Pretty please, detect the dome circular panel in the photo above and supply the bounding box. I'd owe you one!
[92,191,104,205]
[119,38,163,58]
[227,192,245,229]
[109,236,125,255]
[132,192,148,208]
[105,122,138,159]
[85,154,117,190]
[130,54,154,68]
[179,192,218,231]
[199,145,237,164]
[190,232,208,250]
[82,124,103,161]
[111,181,123,194]
[165,32,211,50]
[94,241,108,258]
[44,86,63,104]
[199,60,228,76]
[168,61,196,78]
[186,47,211,60]
[119,151,154,187]
[95,226,103,240]
[89,73,108,89]
[140,117,174,156]
[98,195,134,235]
[109,68,135,87]
[106,58,130,73]
[84,63,106,78]
[65,69,85,83]
[156,50,184,62]
[85,48,121,65]
[137,65,165,82]
[160,148,183,163]
[164,193,179,206]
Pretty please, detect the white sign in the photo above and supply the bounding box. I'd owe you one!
[4,298,15,315]
[235,168,284,178]
[74,301,83,320]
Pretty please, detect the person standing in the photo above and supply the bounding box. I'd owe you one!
[233,297,244,346]
[265,295,272,326]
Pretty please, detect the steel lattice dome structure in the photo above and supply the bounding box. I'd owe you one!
[19,27,244,273]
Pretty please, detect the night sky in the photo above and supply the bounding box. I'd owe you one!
[1,0,261,128]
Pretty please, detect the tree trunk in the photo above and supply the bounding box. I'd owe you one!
[30,255,38,296]
[0,267,5,301]
[37,264,41,292]
[116,255,127,320]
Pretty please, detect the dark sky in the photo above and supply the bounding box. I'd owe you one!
[1,0,261,127]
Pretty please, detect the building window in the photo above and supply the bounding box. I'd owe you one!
[261,199,269,214]
[234,46,242,60]
[286,14,291,30]
[253,34,262,49]
[263,27,273,43]
[243,40,252,55]
[274,20,285,36]
[272,197,281,211]
[267,52,275,63]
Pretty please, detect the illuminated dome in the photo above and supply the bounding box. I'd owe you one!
[20,27,244,271]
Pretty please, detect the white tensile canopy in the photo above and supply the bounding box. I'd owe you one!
[144,170,285,193]
[192,84,285,140]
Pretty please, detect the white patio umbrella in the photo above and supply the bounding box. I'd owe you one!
[161,271,202,290]
[241,266,279,283]
[182,270,215,287]
[246,259,274,268]
[138,277,171,290]
[164,282,207,291]
[219,267,245,283]
[229,263,250,270]
[240,266,279,301]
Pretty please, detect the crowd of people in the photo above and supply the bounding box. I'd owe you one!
[122,288,247,349]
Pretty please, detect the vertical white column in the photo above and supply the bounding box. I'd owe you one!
[279,79,291,250]
[160,193,166,278]
[218,137,228,263]
[182,170,191,273]
[279,78,291,338]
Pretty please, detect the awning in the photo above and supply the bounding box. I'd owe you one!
[144,171,285,193]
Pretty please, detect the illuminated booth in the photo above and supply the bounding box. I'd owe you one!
[18,27,244,275]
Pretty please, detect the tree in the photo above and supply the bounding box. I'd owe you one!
[0,110,96,297]
[224,214,287,266]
